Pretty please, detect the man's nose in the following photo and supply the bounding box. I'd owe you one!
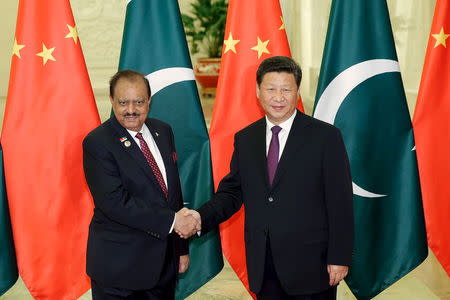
[125,101,136,112]
[274,89,284,101]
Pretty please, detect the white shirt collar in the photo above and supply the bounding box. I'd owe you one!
[265,110,297,132]
[126,123,150,139]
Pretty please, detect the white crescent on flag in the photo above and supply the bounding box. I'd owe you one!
[146,67,196,96]
[314,59,400,198]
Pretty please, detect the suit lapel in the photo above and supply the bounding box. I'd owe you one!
[109,117,163,194]
[250,118,270,189]
[271,111,311,190]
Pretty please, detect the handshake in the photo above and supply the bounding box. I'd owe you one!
[173,208,201,239]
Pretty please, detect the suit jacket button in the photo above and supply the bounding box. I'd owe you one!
[268,196,274,202]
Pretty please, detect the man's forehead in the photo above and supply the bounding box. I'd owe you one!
[262,71,295,80]
[262,81,294,85]
[261,80,296,87]
[113,77,149,97]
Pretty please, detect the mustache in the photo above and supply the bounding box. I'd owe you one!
[123,113,140,117]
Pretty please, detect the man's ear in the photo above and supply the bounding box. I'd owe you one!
[256,83,260,99]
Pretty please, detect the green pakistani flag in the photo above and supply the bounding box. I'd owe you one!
[0,146,18,296]
[313,1,427,299]
[118,0,223,298]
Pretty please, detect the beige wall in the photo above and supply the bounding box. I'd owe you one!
[0,0,436,121]
[0,0,207,124]
[279,0,435,114]
[0,0,19,123]
[0,1,449,299]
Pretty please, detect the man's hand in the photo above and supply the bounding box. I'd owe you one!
[327,265,348,286]
[174,208,200,238]
[179,255,189,273]
[183,209,201,228]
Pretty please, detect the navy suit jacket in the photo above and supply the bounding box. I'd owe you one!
[198,111,354,295]
[83,116,187,290]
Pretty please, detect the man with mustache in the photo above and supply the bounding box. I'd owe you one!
[82,70,199,299]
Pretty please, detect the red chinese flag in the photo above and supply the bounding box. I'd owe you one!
[413,0,450,276]
[209,0,304,296]
[1,0,100,298]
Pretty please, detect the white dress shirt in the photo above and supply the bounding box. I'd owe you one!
[127,124,175,233]
[127,124,167,187]
[265,110,297,160]
[198,111,297,237]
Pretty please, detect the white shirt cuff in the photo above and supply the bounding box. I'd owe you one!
[169,214,176,233]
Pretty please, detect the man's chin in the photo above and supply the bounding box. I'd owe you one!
[268,111,287,120]
[121,120,142,131]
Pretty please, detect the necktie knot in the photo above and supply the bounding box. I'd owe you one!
[271,125,282,135]
[135,132,144,140]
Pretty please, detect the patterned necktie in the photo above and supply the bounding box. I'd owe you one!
[267,125,282,185]
[135,132,168,198]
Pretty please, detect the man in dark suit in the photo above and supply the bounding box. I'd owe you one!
[182,56,353,299]
[83,70,199,300]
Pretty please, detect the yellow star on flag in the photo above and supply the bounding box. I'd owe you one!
[251,37,270,59]
[432,27,450,48]
[36,43,56,65]
[65,24,79,44]
[279,16,285,30]
[12,38,25,58]
[223,32,240,54]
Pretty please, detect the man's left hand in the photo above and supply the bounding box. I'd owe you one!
[179,255,190,273]
[327,264,348,286]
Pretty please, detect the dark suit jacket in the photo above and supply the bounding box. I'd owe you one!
[83,116,187,290]
[198,111,353,295]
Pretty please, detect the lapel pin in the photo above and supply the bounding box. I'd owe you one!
[124,141,131,147]
[155,132,159,137]
[120,137,128,142]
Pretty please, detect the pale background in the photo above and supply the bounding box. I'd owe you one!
[0,0,449,299]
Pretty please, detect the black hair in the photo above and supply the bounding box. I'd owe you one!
[109,69,151,98]
[256,56,302,87]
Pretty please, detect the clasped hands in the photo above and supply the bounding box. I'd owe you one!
[173,208,201,239]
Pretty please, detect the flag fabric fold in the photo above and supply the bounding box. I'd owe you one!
[210,0,303,297]
[0,147,18,296]
[413,0,450,276]
[1,0,100,298]
[118,1,223,298]
[314,1,428,299]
